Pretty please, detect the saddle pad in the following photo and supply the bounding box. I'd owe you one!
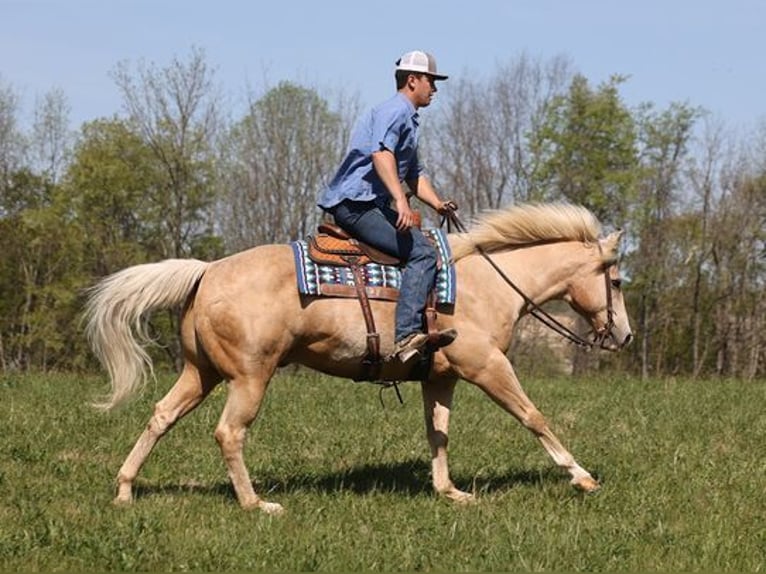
[290,228,456,305]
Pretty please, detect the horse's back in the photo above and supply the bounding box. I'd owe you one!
[188,243,384,378]
[194,243,297,321]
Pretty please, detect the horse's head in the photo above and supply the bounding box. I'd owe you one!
[566,230,633,351]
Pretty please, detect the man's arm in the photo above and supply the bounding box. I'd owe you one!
[406,175,457,215]
[372,149,418,230]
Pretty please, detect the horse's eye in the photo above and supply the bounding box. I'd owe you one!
[611,278,622,290]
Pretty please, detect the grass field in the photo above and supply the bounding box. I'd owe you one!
[0,369,764,571]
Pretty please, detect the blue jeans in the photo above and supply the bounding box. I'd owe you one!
[330,200,438,342]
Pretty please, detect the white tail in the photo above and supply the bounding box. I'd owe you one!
[85,259,210,410]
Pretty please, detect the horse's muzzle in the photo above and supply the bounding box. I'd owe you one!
[596,330,633,351]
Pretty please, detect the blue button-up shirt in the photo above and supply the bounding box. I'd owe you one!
[318,93,423,210]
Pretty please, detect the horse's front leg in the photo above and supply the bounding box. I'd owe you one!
[459,348,599,493]
[420,377,475,503]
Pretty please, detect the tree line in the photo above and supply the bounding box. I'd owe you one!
[0,48,763,379]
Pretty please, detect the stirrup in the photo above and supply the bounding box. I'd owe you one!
[391,333,429,363]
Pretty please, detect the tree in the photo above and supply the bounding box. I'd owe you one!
[530,74,638,224]
[110,48,225,369]
[218,81,353,249]
[30,88,73,184]
[0,170,89,371]
[0,84,83,371]
[111,46,222,260]
[64,118,162,276]
[0,77,25,211]
[685,116,729,376]
[628,101,699,378]
[706,166,766,378]
[427,53,573,216]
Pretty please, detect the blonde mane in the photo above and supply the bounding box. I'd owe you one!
[450,203,602,261]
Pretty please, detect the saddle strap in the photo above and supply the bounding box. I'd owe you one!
[347,258,382,381]
[424,291,439,346]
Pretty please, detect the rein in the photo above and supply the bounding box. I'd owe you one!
[441,211,615,350]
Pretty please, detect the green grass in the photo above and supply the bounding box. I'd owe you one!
[0,369,764,571]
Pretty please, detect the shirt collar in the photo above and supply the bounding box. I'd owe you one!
[396,92,419,125]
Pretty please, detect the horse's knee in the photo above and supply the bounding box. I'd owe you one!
[523,409,548,435]
[214,424,245,454]
[147,405,175,435]
[213,426,230,447]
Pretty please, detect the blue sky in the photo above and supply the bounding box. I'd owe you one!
[1,0,764,130]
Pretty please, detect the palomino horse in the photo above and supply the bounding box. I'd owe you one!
[85,203,632,514]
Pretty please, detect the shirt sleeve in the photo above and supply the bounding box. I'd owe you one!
[371,106,404,153]
[404,151,422,181]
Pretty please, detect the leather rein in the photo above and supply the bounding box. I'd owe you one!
[442,211,616,350]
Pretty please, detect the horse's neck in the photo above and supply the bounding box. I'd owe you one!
[468,241,592,307]
[525,242,592,302]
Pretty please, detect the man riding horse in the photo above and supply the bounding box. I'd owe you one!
[317,50,458,363]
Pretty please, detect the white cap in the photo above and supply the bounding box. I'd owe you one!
[395,50,448,80]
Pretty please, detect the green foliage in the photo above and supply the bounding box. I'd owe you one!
[112,46,222,260]
[530,74,638,224]
[65,119,162,274]
[0,371,764,571]
[1,169,52,215]
[0,173,90,370]
[0,108,226,371]
[0,49,764,382]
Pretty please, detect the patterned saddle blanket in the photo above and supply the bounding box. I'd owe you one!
[290,228,456,305]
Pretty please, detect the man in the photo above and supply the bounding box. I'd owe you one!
[317,50,457,363]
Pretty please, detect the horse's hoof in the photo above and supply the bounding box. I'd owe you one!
[455,493,476,505]
[259,501,285,515]
[112,495,133,506]
[243,499,285,515]
[445,489,476,505]
[572,476,601,493]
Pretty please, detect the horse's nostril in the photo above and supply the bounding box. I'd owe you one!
[623,333,633,347]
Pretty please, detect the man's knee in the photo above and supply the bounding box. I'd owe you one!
[411,243,437,269]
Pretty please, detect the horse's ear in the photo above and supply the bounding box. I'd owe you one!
[601,229,624,262]
[610,229,625,244]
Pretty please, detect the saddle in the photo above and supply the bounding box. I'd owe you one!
[306,221,441,382]
[309,223,400,267]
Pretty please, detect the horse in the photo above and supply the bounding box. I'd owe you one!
[85,202,632,514]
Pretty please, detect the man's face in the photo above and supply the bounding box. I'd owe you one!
[410,74,437,108]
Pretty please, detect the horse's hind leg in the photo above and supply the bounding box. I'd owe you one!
[114,363,220,505]
[421,377,474,503]
[214,366,283,515]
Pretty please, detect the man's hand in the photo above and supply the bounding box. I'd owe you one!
[436,199,458,215]
[394,196,418,230]
[372,150,418,231]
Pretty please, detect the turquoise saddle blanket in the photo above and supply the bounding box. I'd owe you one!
[290,228,456,305]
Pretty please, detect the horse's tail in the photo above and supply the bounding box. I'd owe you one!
[84,258,211,411]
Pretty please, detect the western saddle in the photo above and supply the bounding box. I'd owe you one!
[306,221,441,381]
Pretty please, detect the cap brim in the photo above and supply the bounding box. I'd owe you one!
[397,66,449,80]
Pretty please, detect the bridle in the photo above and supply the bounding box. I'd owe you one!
[595,251,616,348]
[442,210,617,350]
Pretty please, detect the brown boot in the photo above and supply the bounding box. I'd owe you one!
[391,333,429,363]
[391,329,458,363]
